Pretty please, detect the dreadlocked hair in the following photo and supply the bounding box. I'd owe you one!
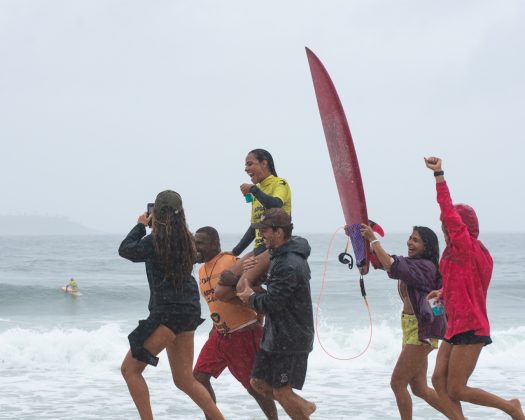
[413,226,442,287]
[249,149,277,177]
[152,207,196,287]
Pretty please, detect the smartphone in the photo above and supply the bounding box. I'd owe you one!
[147,203,154,227]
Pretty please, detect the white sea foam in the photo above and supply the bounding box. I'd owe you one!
[1,324,524,419]
[2,323,525,371]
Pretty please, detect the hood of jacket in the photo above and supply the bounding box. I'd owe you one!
[271,236,311,259]
[453,203,479,238]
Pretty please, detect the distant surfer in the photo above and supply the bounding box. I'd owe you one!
[237,209,316,420]
[65,278,78,293]
[118,191,224,420]
[193,226,277,419]
[425,157,525,420]
[360,224,447,419]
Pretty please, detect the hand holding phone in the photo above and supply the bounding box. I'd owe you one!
[147,203,154,227]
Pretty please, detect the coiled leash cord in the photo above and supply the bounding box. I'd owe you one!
[315,226,373,360]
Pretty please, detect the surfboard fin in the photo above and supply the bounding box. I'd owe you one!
[368,220,384,237]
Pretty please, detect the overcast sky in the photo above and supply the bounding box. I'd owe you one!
[1,0,524,236]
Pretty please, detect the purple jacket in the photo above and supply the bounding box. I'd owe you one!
[388,256,447,342]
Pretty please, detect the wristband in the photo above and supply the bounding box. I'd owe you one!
[370,239,380,246]
[433,171,444,177]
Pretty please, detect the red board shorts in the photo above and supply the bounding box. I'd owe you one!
[194,324,263,390]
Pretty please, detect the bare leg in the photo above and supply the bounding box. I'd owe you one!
[391,344,442,419]
[432,341,465,419]
[121,351,152,420]
[236,251,270,293]
[408,348,447,416]
[447,344,525,419]
[230,252,252,278]
[248,388,279,420]
[251,378,315,419]
[193,371,217,420]
[121,324,180,420]
[166,331,224,420]
[251,377,275,399]
[273,385,316,420]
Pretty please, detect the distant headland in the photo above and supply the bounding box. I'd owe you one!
[0,215,103,235]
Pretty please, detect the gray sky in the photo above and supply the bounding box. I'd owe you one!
[1,0,524,235]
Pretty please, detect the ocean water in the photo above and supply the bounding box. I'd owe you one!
[1,232,524,419]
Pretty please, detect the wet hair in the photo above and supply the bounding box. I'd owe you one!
[152,206,196,287]
[195,226,220,246]
[413,226,442,285]
[272,223,293,240]
[249,149,277,176]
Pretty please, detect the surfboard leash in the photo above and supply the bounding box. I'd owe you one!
[315,226,373,360]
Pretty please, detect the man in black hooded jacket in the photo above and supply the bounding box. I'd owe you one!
[238,208,315,420]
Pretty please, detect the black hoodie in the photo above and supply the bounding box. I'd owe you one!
[249,236,314,353]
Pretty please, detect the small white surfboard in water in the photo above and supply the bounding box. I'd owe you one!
[61,286,82,297]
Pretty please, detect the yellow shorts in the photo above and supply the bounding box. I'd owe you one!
[401,313,438,349]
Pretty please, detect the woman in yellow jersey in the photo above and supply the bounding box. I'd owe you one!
[232,149,292,257]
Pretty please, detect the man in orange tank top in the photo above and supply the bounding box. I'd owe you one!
[193,226,277,419]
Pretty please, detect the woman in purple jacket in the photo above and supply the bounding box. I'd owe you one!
[361,224,447,419]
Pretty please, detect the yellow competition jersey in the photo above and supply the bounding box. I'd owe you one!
[250,175,292,249]
[198,252,258,333]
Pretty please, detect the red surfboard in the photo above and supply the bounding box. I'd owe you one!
[306,47,372,275]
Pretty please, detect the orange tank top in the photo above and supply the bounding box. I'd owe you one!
[198,252,258,333]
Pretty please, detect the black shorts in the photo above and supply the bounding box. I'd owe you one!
[128,312,204,366]
[444,330,492,346]
[251,349,309,390]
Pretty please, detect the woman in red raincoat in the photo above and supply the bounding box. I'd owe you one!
[425,157,524,420]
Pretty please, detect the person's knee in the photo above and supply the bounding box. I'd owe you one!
[446,382,463,401]
[247,387,267,401]
[390,375,405,393]
[120,361,129,380]
[121,359,141,381]
[272,386,291,403]
[172,373,193,393]
[431,371,446,393]
[250,378,265,395]
[409,383,426,399]
[193,370,210,386]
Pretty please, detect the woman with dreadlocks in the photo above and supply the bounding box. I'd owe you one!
[119,190,224,420]
[360,223,447,420]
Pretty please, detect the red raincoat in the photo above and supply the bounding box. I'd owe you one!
[437,182,493,340]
